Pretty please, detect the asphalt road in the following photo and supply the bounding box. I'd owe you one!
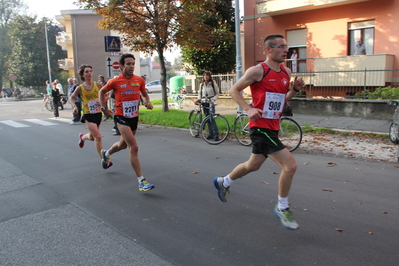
[1,99,398,265]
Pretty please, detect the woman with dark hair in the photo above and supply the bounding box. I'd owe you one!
[51,80,60,118]
[69,64,113,169]
[197,71,220,140]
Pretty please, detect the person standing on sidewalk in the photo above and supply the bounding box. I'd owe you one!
[213,34,305,230]
[51,81,60,118]
[99,53,155,192]
[197,71,220,140]
[70,64,113,169]
[68,78,81,125]
[54,79,64,110]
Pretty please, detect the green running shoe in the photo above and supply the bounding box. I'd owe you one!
[273,205,299,230]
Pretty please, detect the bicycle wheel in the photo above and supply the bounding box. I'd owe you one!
[45,100,54,112]
[189,110,201,137]
[200,114,230,145]
[389,122,399,144]
[234,114,252,146]
[168,95,180,109]
[279,117,302,152]
[179,97,196,111]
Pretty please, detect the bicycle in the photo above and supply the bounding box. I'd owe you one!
[188,96,230,145]
[233,111,251,146]
[44,95,54,112]
[168,89,196,110]
[233,112,302,152]
[388,100,399,144]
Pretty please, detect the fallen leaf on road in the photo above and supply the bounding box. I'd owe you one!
[335,228,343,232]
[192,171,198,174]
[368,232,373,235]
[382,211,388,214]
[261,181,270,184]
[272,172,278,174]
[303,162,309,165]
[327,162,337,167]
[322,189,333,192]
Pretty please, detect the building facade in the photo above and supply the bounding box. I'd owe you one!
[242,0,399,96]
[55,9,140,81]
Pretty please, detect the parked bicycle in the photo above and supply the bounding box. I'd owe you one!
[388,100,399,144]
[169,89,196,110]
[233,109,302,152]
[188,96,230,145]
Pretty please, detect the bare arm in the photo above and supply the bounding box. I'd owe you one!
[229,65,264,120]
[141,90,153,109]
[99,87,113,117]
[285,67,305,101]
[70,86,81,113]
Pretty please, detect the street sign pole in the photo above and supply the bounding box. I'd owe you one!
[45,22,52,84]
[235,0,243,112]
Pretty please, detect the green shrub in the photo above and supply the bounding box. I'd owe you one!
[355,86,399,99]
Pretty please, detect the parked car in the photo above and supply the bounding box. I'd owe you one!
[145,80,169,93]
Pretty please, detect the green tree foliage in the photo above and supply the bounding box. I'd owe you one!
[8,16,65,88]
[181,0,236,75]
[0,0,25,88]
[77,0,225,112]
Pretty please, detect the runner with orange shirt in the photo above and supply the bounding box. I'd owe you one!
[99,53,155,192]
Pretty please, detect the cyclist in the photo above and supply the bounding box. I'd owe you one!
[42,80,52,110]
[213,34,305,230]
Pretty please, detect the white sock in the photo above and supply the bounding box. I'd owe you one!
[105,150,110,157]
[137,176,145,183]
[278,196,289,211]
[223,175,233,188]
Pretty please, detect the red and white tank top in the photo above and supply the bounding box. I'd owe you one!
[249,62,290,131]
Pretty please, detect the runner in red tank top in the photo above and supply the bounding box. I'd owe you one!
[213,34,305,230]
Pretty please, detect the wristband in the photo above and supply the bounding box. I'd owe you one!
[101,106,108,111]
[293,87,300,92]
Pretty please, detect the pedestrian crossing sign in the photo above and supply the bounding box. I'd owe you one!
[104,36,121,52]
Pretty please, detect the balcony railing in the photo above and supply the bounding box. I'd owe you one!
[187,69,399,100]
[58,58,74,69]
[258,0,371,16]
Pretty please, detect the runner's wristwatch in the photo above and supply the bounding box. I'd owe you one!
[101,106,108,111]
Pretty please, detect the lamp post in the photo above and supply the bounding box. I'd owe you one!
[44,22,52,84]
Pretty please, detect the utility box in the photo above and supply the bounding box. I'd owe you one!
[170,76,185,94]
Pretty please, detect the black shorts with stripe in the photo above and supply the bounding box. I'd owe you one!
[250,127,286,157]
[114,115,139,131]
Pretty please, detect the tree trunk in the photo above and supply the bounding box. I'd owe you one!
[157,47,169,112]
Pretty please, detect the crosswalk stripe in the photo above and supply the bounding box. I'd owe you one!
[24,119,58,126]
[50,118,72,123]
[0,120,30,128]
